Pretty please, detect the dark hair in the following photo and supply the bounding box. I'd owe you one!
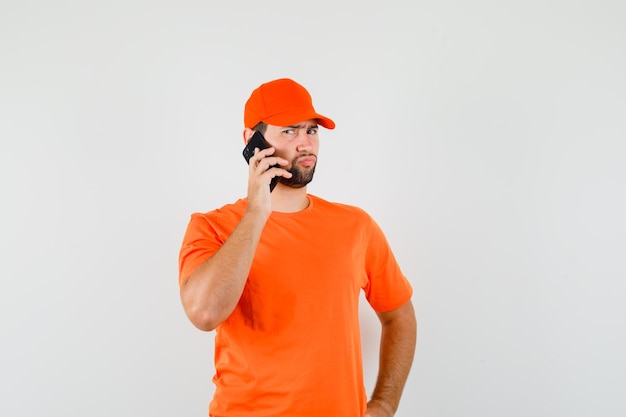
[253,121,267,134]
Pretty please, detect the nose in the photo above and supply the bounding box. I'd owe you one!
[296,130,313,151]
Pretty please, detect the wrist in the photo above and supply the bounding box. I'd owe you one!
[243,205,271,223]
[366,399,394,417]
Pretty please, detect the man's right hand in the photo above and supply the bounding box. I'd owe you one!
[246,147,291,215]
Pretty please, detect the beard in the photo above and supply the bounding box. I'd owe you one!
[278,155,317,188]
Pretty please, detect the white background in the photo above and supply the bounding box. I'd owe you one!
[1,1,625,416]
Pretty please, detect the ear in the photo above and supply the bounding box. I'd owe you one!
[243,128,255,144]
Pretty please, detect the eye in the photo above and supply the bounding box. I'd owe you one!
[307,128,318,135]
[282,128,295,135]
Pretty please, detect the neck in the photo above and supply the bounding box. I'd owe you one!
[270,184,310,213]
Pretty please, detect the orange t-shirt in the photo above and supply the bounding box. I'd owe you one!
[179,195,413,417]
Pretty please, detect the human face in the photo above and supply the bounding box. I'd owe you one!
[263,119,320,188]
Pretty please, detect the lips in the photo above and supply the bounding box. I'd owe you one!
[298,155,317,167]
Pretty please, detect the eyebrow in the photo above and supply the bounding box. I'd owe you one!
[287,123,318,129]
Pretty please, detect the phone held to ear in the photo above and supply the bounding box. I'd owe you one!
[242,131,280,192]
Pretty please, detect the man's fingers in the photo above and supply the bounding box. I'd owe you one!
[254,156,289,173]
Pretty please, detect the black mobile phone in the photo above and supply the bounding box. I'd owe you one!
[242,131,280,192]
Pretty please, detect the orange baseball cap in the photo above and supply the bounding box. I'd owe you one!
[244,78,335,130]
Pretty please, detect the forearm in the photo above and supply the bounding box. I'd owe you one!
[180,209,268,331]
[368,301,417,416]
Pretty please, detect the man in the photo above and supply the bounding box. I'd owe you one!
[178,78,416,417]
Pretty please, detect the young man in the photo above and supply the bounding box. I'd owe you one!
[179,78,416,417]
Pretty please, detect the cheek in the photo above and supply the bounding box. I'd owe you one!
[272,145,295,161]
[310,142,320,156]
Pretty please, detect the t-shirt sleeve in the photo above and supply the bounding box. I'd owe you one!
[362,215,413,312]
[178,213,224,287]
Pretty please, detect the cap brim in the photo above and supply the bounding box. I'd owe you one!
[263,110,335,130]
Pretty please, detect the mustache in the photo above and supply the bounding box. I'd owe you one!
[294,152,317,160]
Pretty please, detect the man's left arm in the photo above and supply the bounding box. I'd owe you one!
[365,300,417,417]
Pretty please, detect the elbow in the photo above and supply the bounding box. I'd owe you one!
[181,289,223,331]
[180,275,231,331]
[185,305,222,332]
